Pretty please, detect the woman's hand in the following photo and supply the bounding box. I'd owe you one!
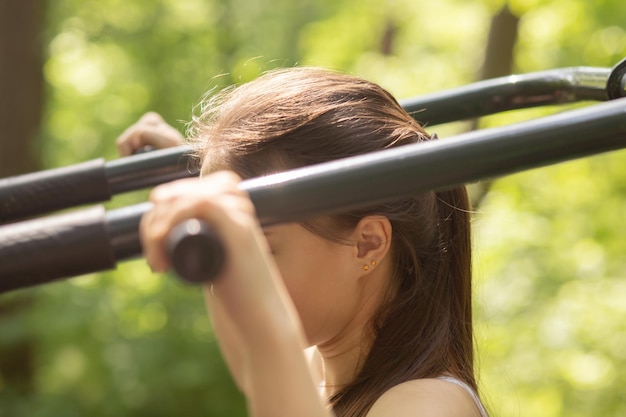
[140,171,285,326]
[116,112,184,156]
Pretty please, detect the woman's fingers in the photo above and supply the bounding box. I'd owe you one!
[116,112,185,156]
[140,172,256,276]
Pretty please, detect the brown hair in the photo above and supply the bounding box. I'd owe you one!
[190,67,476,417]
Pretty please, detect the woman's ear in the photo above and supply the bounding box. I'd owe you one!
[354,216,392,269]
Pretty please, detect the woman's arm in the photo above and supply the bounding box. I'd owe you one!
[115,114,322,400]
[204,291,249,392]
[116,114,252,389]
[140,172,332,417]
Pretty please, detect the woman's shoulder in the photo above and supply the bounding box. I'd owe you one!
[366,377,485,417]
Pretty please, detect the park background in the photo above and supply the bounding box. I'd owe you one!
[1,0,626,416]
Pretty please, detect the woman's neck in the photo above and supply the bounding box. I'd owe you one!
[315,296,379,397]
[317,338,363,396]
[315,264,395,398]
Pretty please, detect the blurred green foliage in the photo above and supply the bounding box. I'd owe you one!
[1,0,626,416]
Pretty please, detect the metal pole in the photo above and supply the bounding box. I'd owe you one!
[1,97,625,292]
[0,66,619,224]
[0,146,197,224]
[399,67,610,125]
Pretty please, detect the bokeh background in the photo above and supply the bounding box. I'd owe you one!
[1,0,626,416]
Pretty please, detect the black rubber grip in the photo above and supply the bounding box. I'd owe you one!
[0,158,110,223]
[166,219,225,283]
[0,206,116,292]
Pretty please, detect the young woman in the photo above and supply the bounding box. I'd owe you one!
[117,67,488,417]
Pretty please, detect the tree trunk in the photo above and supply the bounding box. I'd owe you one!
[468,4,519,207]
[0,0,45,396]
[478,4,519,82]
[0,0,44,178]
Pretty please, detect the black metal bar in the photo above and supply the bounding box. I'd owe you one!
[106,145,198,194]
[106,202,152,260]
[0,146,197,224]
[244,97,625,225]
[0,158,111,223]
[0,66,618,224]
[399,67,610,125]
[1,98,625,292]
[0,206,116,292]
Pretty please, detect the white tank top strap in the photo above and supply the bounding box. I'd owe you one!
[436,375,488,417]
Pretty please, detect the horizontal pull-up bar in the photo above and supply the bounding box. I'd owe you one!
[399,66,611,125]
[1,62,624,224]
[1,96,625,292]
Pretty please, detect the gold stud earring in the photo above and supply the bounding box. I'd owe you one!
[363,260,377,271]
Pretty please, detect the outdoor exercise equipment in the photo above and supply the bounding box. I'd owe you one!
[0,58,625,292]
